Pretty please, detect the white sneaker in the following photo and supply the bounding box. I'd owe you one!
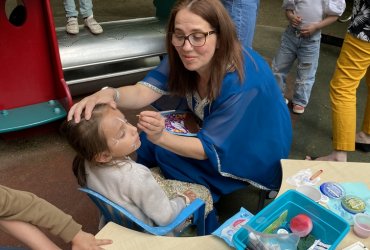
[293,104,305,114]
[285,98,289,105]
[66,17,79,35]
[84,16,103,35]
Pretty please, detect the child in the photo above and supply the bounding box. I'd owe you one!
[64,0,103,35]
[0,184,112,249]
[271,0,345,114]
[60,104,213,231]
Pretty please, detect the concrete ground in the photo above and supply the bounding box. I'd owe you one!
[1,0,369,249]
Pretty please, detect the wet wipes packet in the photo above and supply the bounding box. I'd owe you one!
[212,207,254,247]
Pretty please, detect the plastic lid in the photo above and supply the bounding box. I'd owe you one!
[319,182,345,199]
[341,195,366,214]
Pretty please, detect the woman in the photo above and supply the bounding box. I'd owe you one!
[69,0,292,233]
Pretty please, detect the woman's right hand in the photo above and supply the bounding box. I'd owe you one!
[68,88,118,123]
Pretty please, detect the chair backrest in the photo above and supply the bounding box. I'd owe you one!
[78,187,206,236]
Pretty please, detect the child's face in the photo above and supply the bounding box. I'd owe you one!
[100,108,141,158]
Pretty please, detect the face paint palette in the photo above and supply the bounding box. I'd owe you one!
[161,111,200,136]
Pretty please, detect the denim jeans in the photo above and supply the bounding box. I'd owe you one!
[221,0,260,49]
[271,26,321,107]
[64,0,93,18]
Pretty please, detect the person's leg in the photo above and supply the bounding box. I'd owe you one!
[64,0,79,34]
[292,36,321,112]
[355,67,370,150]
[0,220,60,250]
[78,0,93,18]
[311,34,370,161]
[332,34,370,151]
[271,29,298,97]
[221,0,259,49]
[80,0,103,34]
[63,0,78,18]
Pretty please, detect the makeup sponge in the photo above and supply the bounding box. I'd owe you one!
[290,214,313,237]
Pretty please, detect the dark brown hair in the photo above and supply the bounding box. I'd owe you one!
[166,0,244,101]
[60,104,110,186]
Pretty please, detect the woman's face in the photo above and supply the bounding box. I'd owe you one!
[100,108,141,158]
[173,8,217,77]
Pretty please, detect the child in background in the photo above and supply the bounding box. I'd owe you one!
[63,0,103,35]
[60,104,213,230]
[271,0,345,114]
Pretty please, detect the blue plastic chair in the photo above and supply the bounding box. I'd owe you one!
[78,187,206,236]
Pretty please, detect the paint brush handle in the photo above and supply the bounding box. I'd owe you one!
[309,169,323,181]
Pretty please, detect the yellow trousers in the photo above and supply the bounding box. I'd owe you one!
[330,33,370,151]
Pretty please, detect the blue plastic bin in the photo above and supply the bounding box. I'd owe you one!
[233,190,350,249]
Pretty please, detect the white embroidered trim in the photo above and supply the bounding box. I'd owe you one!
[211,145,270,190]
[137,81,169,95]
[186,91,209,121]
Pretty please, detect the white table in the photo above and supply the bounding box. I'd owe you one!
[95,222,232,250]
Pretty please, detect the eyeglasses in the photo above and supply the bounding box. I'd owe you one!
[171,31,216,47]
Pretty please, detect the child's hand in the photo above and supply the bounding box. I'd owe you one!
[183,190,197,203]
[300,24,317,37]
[286,10,302,28]
[290,15,302,28]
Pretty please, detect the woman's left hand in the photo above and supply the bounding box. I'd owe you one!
[137,111,165,143]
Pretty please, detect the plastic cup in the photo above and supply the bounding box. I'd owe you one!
[296,185,328,203]
[353,213,370,239]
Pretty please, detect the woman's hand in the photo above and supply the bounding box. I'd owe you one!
[68,88,118,123]
[137,111,165,143]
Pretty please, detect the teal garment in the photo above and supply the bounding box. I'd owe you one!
[138,48,292,199]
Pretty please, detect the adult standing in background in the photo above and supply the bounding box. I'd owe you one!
[307,0,370,161]
[222,0,260,48]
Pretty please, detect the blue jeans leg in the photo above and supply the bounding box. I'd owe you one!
[271,29,298,94]
[221,0,259,49]
[79,0,93,18]
[64,0,78,17]
[294,38,320,107]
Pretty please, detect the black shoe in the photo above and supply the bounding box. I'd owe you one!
[355,142,370,152]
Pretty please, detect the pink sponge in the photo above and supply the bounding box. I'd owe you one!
[290,214,313,237]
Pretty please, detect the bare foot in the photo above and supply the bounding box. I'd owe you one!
[305,151,347,162]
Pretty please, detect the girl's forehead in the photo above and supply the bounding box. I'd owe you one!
[102,109,125,126]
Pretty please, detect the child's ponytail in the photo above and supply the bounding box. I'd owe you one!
[72,155,87,186]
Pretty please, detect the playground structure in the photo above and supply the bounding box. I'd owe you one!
[0,0,168,136]
[0,0,72,136]
[58,17,167,96]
